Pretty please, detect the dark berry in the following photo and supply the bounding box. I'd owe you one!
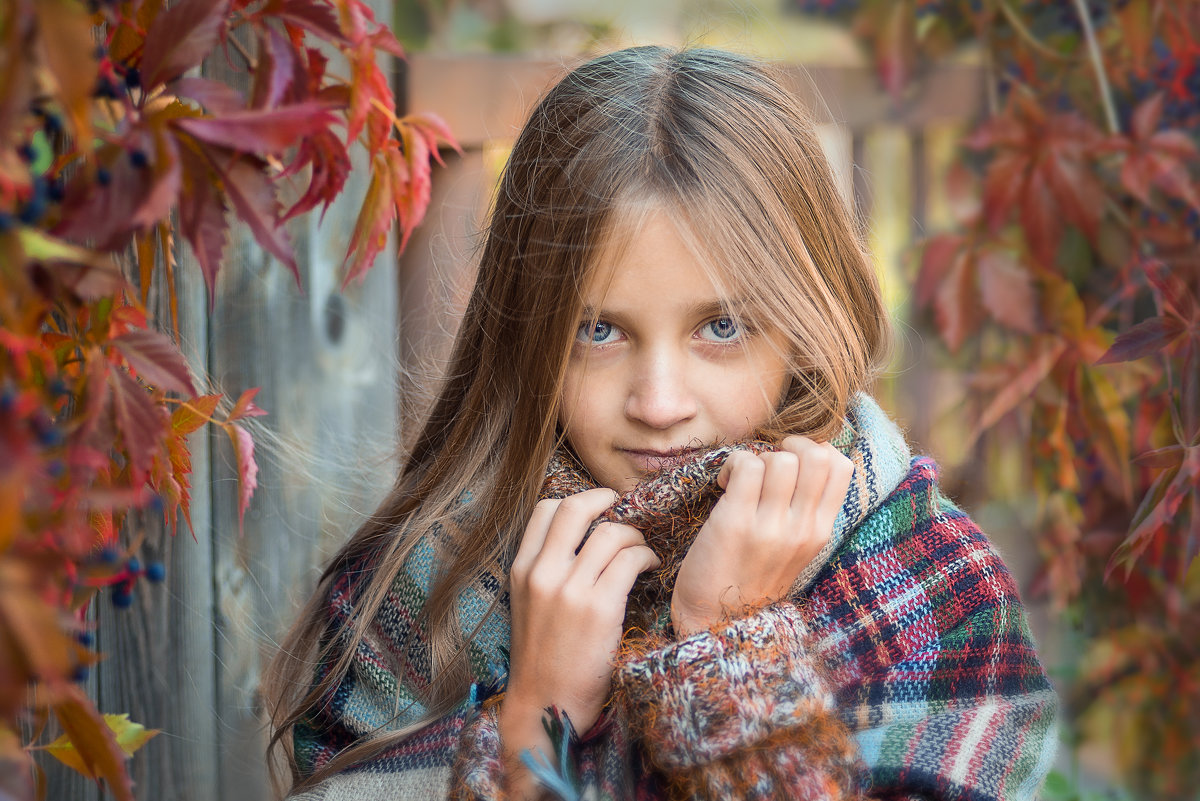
[42,113,62,137]
[111,587,133,609]
[18,179,48,225]
[126,557,141,575]
[0,212,13,233]
[148,493,164,514]
[124,67,141,90]
[77,631,95,647]
[93,44,106,61]
[72,665,90,683]
[47,178,64,203]
[93,76,119,100]
[129,149,148,169]
[146,562,166,582]
[96,167,111,186]
[99,545,121,563]
[17,143,35,163]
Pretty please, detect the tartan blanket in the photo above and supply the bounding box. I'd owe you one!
[290,394,1058,800]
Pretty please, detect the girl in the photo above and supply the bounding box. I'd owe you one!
[266,46,1058,801]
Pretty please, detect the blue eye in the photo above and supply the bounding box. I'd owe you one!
[576,320,619,344]
[699,317,740,342]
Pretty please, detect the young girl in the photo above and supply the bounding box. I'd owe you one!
[266,46,1058,801]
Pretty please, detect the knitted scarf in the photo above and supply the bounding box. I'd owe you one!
[295,394,909,758]
[292,393,1057,801]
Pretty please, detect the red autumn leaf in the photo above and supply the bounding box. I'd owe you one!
[1112,95,1200,211]
[346,42,394,150]
[227,423,259,535]
[1095,315,1186,364]
[176,102,341,156]
[228,387,267,421]
[343,148,396,286]
[397,126,431,253]
[916,234,964,309]
[178,146,230,308]
[280,129,351,222]
[109,369,166,481]
[129,125,183,230]
[976,248,1038,333]
[52,686,134,801]
[974,94,1105,266]
[54,146,157,252]
[173,77,246,115]
[1134,444,1186,469]
[205,149,299,285]
[250,27,296,109]
[111,329,196,396]
[976,336,1068,434]
[401,111,462,167]
[933,247,979,354]
[141,0,232,89]
[1143,260,1197,320]
[268,0,350,45]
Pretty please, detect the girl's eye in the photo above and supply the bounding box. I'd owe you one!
[576,320,620,345]
[698,316,741,342]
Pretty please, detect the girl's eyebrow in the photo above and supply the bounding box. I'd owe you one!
[578,298,748,321]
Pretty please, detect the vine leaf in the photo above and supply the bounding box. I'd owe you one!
[1107,94,1200,212]
[975,336,1068,436]
[111,329,196,396]
[208,151,299,285]
[976,248,1037,334]
[141,0,232,90]
[45,713,160,779]
[227,423,259,537]
[1096,315,1186,364]
[178,147,230,308]
[50,687,135,801]
[109,370,167,483]
[176,102,341,156]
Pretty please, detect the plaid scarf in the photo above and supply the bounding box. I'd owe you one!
[291,394,1058,801]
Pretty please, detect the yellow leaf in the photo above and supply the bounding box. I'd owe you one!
[45,711,159,781]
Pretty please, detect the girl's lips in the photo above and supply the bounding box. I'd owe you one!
[621,448,704,473]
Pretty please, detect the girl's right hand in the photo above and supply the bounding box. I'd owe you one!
[500,488,659,784]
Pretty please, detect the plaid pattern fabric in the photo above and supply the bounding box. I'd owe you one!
[289,395,1058,801]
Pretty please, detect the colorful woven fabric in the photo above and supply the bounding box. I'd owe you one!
[289,393,1058,801]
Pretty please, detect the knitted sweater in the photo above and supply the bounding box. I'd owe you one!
[290,394,1058,801]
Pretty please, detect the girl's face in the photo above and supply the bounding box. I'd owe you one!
[559,210,791,493]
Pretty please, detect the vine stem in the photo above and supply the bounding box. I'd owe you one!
[1070,0,1120,134]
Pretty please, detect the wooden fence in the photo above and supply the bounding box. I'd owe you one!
[50,45,986,801]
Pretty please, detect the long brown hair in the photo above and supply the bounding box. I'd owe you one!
[264,44,891,793]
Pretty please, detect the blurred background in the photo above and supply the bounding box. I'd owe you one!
[13,1,1196,800]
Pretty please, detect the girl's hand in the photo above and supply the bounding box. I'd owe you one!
[671,436,854,637]
[500,488,659,795]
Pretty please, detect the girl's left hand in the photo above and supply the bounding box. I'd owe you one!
[670,435,854,637]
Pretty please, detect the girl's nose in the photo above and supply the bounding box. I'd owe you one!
[624,352,697,430]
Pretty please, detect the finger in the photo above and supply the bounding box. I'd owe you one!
[718,451,765,502]
[540,488,619,563]
[815,447,856,528]
[594,544,661,598]
[759,451,801,511]
[572,523,652,585]
[780,436,827,514]
[511,498,561,577]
